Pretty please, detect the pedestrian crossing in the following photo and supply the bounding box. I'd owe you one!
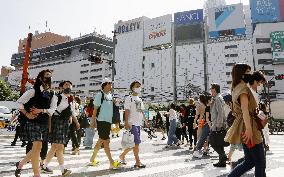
[1,133,284,177]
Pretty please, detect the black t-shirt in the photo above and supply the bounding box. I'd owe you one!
[186,105,196,123]
[205,106,211,122]
[156,112,163,126]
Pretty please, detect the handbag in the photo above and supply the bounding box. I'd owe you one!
[209,128,230,147]
[121,130,135,149]
[251,110,268,130]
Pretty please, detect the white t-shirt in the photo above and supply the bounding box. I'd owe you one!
[250,87,259,104]
[169,109,177,120]
[124,95,145,126]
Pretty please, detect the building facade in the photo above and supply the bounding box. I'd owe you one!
[9,32,113,97]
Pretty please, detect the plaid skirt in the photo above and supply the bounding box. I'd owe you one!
[23,121,49,142]
[49,115,69,144]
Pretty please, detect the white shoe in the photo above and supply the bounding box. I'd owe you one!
[193,150,203,158]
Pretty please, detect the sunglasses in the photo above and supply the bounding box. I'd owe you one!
[106,82,112,85]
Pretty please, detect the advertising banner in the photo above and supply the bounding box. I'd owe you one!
[143,14,172,48]
[208,4,246,39]
[271,31,284,63]
[250,0,283,23]
[174,9,203,25]
[114,17,145,35]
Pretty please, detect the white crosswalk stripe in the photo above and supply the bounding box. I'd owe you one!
[1,133,284,177]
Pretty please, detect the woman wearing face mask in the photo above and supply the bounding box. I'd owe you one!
[15,69,57,177]
[41,81,78,176]
[225,64,266,177]
[119,81,149,168]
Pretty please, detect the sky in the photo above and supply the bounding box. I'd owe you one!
[0,0,249,69]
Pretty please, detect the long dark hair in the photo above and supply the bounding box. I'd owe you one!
[231,63,251,90]
[88,98,94,109]
[34,69,52,89]
[199,94,207,105]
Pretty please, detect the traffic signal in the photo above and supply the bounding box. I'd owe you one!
[275,74,284,80]
[88,54,102,64]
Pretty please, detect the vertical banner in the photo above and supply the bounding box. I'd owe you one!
[271,31,284,63]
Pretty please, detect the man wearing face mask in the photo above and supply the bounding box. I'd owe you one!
[249,71,269,150]
[15,69,57,177]
[41,81,78,176]
[209,83,227,167]
[89,78,119,170]
[119,81,149,169]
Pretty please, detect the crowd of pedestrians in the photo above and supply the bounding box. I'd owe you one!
[10,63,270,177]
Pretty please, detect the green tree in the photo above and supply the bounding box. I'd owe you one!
[0,79,19,101]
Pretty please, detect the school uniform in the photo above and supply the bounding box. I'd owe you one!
[49,94,77,144]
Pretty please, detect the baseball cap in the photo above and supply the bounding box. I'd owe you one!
[102,78,112,85]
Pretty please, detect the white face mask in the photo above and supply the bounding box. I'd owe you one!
[133,87,141,94]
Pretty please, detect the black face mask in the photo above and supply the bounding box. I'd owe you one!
[63,88,71,94]
[43,77,51,83]
[242,74,252,83]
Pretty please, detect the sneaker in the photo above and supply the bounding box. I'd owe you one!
[15,161,21,177]
[213,162,226,167]
[161,137,166,140]
[109,161,120,170]
[11,142,16,146]
[84,146,92,150]
[89,159,99,166]
[41,166,53,174]
[62,169,71,176]
[188,145,193,150]
[165,144,172,148]
[134,163,146,169]
[192,150,203,158]
[21,142,26,147]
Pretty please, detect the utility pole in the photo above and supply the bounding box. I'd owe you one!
[111,30,118,94]
[203,17,208,93]
[172,22,177,102]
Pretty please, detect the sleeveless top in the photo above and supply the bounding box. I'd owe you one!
[224,82,262,145]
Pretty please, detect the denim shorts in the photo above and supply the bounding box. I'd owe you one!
[130,125,141,145]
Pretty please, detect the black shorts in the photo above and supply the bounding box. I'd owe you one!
[49,115,69,144]
[25,121,49,142]
[97,121,111,140]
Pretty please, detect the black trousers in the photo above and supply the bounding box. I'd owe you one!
[187,122,197,146]
[26,141,48,160]
[175,127,182,140]
[181,126,188,142]
[12,126,22,143]
[212,145,227,163]
[69,123,80,149]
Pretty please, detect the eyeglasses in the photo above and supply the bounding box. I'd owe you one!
[106,82,112,85]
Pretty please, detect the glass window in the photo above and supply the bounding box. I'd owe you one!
[256,38,270,44]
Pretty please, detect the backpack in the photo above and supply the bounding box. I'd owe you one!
[54,94,72,120]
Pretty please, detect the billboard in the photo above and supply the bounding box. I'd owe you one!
[114,17,145,35]
[271,31,284,63]
[250,0,283,23]
[143,14,172,48]
[208,4,246,39]
[174,9,204,43]
[174,9,203,25]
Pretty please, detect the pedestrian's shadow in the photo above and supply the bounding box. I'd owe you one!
[60,166,142,177]
[154,146,182,153]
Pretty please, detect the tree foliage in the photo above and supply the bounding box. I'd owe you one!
[0,79,19,101]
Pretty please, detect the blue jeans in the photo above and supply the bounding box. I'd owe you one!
[84,118,95,147]
[228,143,266,177]
[167,119,179,145]
[195,123,210,150]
